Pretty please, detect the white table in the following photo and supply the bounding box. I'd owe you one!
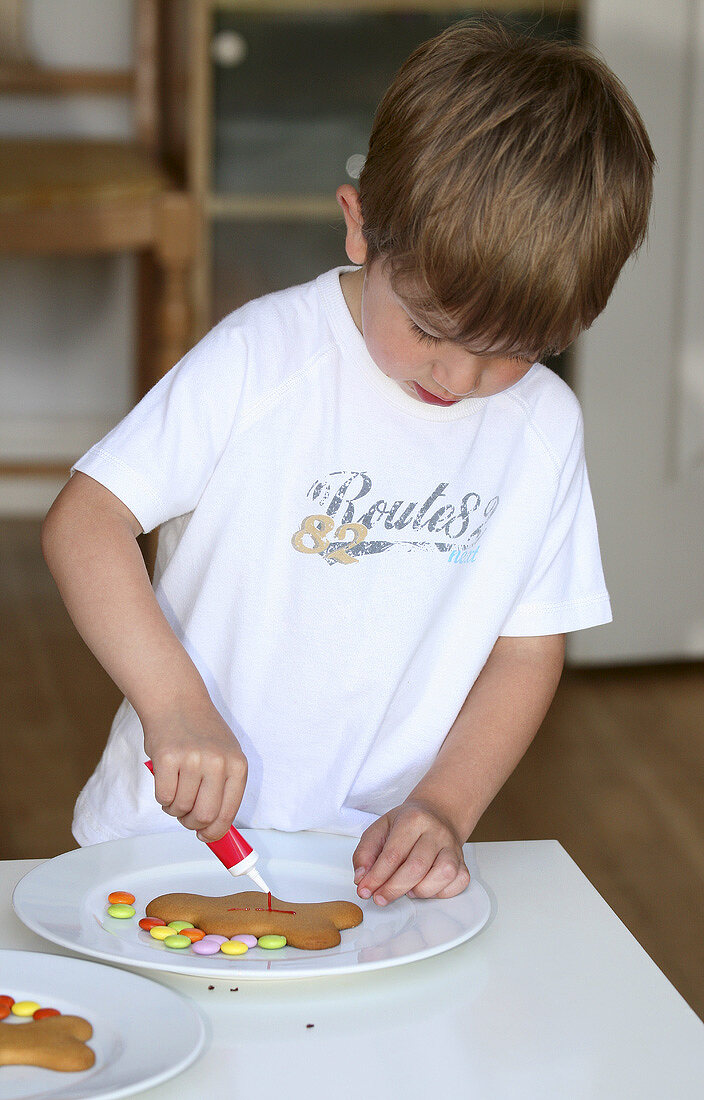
[3,841,703,1099]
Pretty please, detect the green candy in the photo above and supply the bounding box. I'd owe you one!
[167,921,194,932]
[258,934,287,950]
[107,903,135,919]
[163,934,191,949]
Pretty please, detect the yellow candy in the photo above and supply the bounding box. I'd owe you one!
[12,1001,41,1017]
[220,939,248,956]
[150,925,174,941]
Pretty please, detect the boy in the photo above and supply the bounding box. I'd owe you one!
[42,20,654,908]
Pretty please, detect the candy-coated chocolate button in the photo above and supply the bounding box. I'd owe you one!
[258,935,287,950]
[167,921,194,932]
[180,928,205,943]
[220,940,248,955]
[191,938,221,955]
[33,1007,60,1020]
[107,903,135,919]
[201,934,227,945]
[150,925,174,941]
[12,1001,41,1017]
[0,1005,10,1020]
[139,917,166,931]
[163,934,191,949]
[108,890,135,905]
[0,996,14,1009]
[231,934,257,948]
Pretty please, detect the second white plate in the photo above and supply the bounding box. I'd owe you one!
[0,949,205,1100]
[13,829,492,980]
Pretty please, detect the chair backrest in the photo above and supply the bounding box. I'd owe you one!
[0,0,160,154]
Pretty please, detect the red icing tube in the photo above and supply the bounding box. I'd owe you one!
[144,760,269,889]
[205,828,253,868]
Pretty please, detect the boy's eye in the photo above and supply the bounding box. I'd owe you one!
[410,321,442,346]
[409,317,531,363]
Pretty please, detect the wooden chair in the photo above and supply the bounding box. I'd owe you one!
[0,0,196,488]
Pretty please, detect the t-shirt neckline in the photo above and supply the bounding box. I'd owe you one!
[316,266,493,422]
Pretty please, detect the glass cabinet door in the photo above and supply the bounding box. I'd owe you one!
[208,6,579,323]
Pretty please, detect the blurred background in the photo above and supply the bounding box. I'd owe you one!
[0,0,702,1017]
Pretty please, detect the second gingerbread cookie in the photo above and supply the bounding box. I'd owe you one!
[145,891,363,950]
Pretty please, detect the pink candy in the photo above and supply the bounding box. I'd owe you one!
[191,937,222,956]
[231,934,257,948]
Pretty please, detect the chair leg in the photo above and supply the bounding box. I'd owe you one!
[134,194,196,581]
[151,192,197,391]
[135,249,159,403]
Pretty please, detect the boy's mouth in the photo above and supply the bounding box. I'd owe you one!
[411,381,459,406]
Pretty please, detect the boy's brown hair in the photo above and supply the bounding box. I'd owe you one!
[358,19,655,360]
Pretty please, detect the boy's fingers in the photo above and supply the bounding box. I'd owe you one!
[151,757,178,808]
[178,771,223,834]
[396,849,469,902]
[433,865,472,899]
[167,767,202,819]
[197,774,244,843]
[355,821,420,898]
[352,817,389,885]
[364,835,444,904]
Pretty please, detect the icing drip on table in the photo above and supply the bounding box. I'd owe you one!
[227,892,296,915]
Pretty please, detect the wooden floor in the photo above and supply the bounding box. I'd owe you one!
[1,518,703,1020]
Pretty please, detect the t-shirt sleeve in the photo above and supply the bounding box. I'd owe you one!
[71,320,248,532]
[501,412,612,636]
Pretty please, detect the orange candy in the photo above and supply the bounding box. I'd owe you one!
[0,996,14,1010]
[108,890,136,905]
[33,1007,60,1020]
[139,917,166,931]
[0,1005,9,1020]
[179,927,205,943]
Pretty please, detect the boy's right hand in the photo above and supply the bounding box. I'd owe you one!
[143,700,248,843]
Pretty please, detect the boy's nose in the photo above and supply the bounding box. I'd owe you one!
[431,362,480,398]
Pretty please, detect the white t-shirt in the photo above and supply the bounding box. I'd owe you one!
[72,266,611,845]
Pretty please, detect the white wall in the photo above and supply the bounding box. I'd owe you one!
[0,0,136,515]
[570,0,704,662]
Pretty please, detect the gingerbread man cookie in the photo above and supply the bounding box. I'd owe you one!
[146,891,363,950]
[0,1014,95,1071]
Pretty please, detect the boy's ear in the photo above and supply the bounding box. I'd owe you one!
[336,185,367,265]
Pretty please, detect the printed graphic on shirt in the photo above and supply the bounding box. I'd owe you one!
[290,470,499,565]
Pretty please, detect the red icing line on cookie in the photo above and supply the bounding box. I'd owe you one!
[227,892,296,915]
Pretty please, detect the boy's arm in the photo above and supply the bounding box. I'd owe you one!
[353,633,565,904]
[41,471,248,841]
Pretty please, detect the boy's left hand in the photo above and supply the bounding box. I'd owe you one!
[352,799,470,905]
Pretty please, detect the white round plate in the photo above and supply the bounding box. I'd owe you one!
[13,830,491,981]
[0,949,205,1100]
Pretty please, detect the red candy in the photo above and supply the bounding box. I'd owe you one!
[0,1005,9,1020]
[108,890,136,905]
[139,917,166,931]
[33,1007,60,1020]
[179,927,205,943]
[0,996,14,1010]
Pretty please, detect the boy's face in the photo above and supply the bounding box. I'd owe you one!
[337,186,534,406]
[359,260,534,406]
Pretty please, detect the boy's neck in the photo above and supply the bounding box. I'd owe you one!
[339,267,364,335]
